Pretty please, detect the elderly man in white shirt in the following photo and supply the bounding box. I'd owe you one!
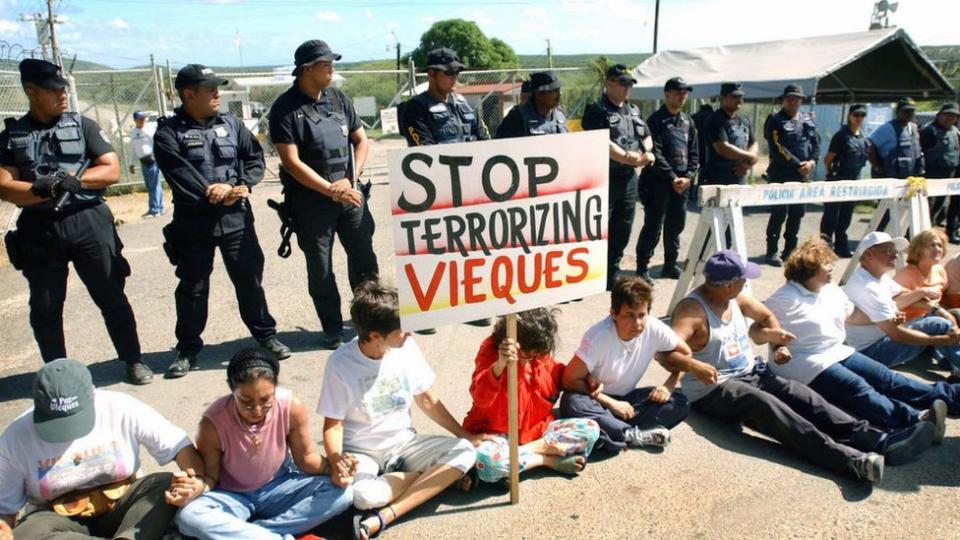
[766,237,957,446]
[129,111,164,217]
[844,231,960,379]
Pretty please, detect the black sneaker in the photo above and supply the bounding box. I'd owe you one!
[835,246,853,258]
[764,253,783,267]
[636,270,654,285]
[880,421,935,465]
[318,331,344,350]
[849,452,884,483]
[125,362,154,385]
[660,262,682,279]
[259,337,292,360]
[466,318,492,327]
[950,234,960,246]
[165,353,197,379]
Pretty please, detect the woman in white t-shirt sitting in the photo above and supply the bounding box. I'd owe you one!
[765,237,956,449]
[318,281,485,540]
[0,358,207,540]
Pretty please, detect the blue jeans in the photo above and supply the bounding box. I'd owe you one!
[142,159,164,215]
[809,352,924,430]
[176,461,352,540]
[860,316,960,370]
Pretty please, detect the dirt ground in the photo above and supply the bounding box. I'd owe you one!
[1,141,959,539]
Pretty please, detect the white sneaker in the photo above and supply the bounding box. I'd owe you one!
[625,426,671,448]
[925,399,948,444]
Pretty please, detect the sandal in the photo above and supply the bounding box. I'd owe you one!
[554,454,587,476]
[352,511,383,540]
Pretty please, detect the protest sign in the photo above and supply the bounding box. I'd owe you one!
[388,130,609,332]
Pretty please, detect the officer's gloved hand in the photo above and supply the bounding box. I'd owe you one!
[54,172,83,196]
[29,175,59,199]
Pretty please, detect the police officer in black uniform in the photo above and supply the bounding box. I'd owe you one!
[921,102,960,242]
[635,77,698,283]
[820,103,871,257]
[495,71,567,138]
[763,84,820,266]
[0,59,152,384]
[400,47,491,332]
[400,47,489,146]
[689,102,714,205]
[269,40,379,350]
[870,97,924,232]
[702,82,758,187]
[153,64,290,378]
[581,64,654,289]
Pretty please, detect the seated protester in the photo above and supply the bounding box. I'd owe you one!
[943,252,960,316]
[560,277,692,450]
[844,231,960,379]
[177,348,353,540]
[318,281,480,540]
[765,237,950,444]
[0,359,207,540]
[463,309,600,483]
[672,250,932,483]
[893,229,954,323]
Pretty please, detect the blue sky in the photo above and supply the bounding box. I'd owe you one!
[0,0,957,69]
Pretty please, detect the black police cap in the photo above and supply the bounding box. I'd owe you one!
[520,80,531,94]
[897,97,917,110]
[664,76,692,92]
[848,103,867,115]
[426,48,465,74]
[529,71,562,92]
[720,82,744,97]
[175,64,228,90]
[605,64,637,85]
[781,83,806,99]
[19,58,68,90]
[292,40,341,76]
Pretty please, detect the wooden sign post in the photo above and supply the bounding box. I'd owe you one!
[506,313,520,504]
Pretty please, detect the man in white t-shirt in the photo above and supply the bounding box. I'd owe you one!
[0,359,207,540]
[128,111,164,217]
[844,231,960,378]
[318,281,484,540]
[560,277,693,450]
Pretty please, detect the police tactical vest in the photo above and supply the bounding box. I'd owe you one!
[294,90,350,182]
[705,111,749,181]
[517,101,567,136]
[883,121,922,179]
[5,112,100,209]
[598,95,647,173]
[925,123,960,173]
[770,111,817,166]
[830,127,870,180]
[412,92,478,144]
[167,112,241,184]
[658,112,693,173]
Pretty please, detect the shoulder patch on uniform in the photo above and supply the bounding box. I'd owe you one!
[453,93,467,103]
[214,126,228,137]
[429,103,447,113]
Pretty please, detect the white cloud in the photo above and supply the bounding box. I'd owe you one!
[364,8,374,19]
[420,15,437,25]
[0,19,20,34]
[522,7,549,20]
[314,10,342,23]
[107,18,128,29]
[467,9,495,26]
[386,21,400,29]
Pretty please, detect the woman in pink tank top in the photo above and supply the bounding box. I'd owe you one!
[176,348,354,540]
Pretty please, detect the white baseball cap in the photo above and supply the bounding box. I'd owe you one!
[855,231,909,259]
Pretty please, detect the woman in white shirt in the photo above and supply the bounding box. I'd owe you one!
[765,237,959,447]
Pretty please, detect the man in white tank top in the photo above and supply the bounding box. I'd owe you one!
[670,250,934,483]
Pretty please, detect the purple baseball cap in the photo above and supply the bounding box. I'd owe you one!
[704,250,761,282]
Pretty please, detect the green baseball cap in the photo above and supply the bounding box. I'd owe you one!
[32,358,96,443]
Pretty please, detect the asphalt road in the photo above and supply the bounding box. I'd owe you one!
[1,160,959,539]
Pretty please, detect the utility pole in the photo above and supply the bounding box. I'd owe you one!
[46,0,60,67]
[19,13,48,60]
[546,39,553,69]
[653,0,661,53]
[390,30,401,92]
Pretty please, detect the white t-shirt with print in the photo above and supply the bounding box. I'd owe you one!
[0,390,191,514]
[317,336,435,453]
[843,266,903,350]
[575,315,679,396]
